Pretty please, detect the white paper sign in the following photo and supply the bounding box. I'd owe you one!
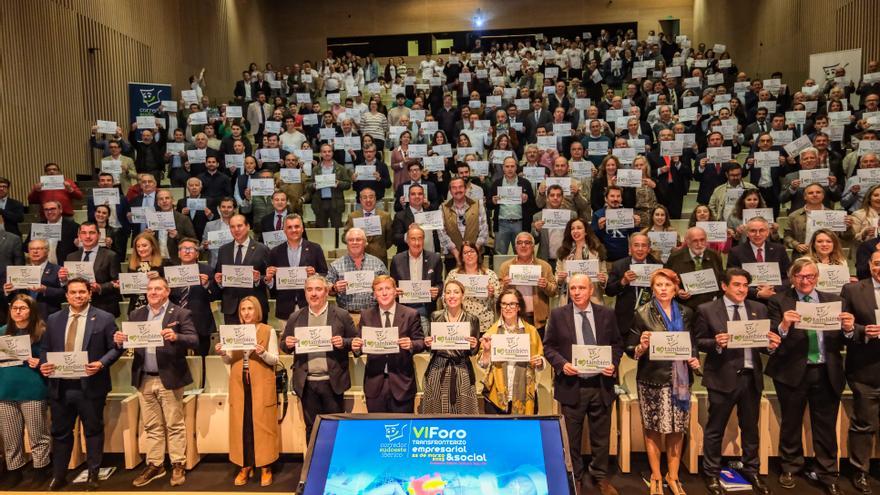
[276,267,308,290]
[742,262,782,286]
[572,345,612,373]
[344,270,374,295]
[164,264,200,288]
[742,208,774,224]
[606,208,635,230]
[93,188,120,206]
[119,272,148,295]
[219,324,257,351]
[353,215,382,237]
[414,210,443,231]
[205,228,233,250]
[727,319,771,348]
[6,265,42,289]
[399,280,432,304]
[754,151,781,168]
[40,175,65,191]
[649,332,692,360]
[795,301,842,331]
[817,263,850,292]
[314,174,336,190]
[221,265,254,288]
[456,274,489,298]
[631,263,664,287]
[145,210,176,231]
[430,322,472,351]
[696,221,728,243]
[799,168,830,187]
[249,178,275,197]
[96,120,117,134]
[0,335,31,362]
[565,259,600,279]
[490,333,530,362]
[31,223,62,241]
[121,321,163,349]
[136,116,157,129]
[361,326,399,354]
[294,325,333,353]
[680,268,719,295]
[616,168,643,188]
[509,265,541,286]
[46,351,88,378]
[261,230,285,249]
[64,262,95,283]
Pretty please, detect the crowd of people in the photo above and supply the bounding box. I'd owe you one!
[1,26,880,495]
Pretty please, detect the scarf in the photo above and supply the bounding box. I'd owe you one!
[654,299,690,411]
[498,318,529,404]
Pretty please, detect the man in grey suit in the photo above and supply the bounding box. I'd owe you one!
[212,214,270,323]
[389,224,443,332]
[60,222,121,317]
[532,184,576,264]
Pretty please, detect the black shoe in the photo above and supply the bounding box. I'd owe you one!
[853,473,872,495]
[84,470,99,491]
[745,473,771,495]
[779,472,796,489]
[49,476,68,491]
[3,469,24,489]
[704,475,724,495]
[824,482,844,495]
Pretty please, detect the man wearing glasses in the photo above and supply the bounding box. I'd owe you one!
[498,232,557,333]
[766,258,854,494]
[439,177,488,273]
[169,238,218,357]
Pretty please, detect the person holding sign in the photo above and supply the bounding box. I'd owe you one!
[327,228,389,313]
[693,269,776,495]
[100,139,138,193]
[168,238,218,357]
[61,222,121,317]
[490,157,537,255]
[627,269,700,495]
[727,216,792,302]
[499,232,558,332]
[707,164,757,222]
[766,258,854,493]
[280,275,357,442]
[727,189,780,246]
[305,143,352,228]
[28,163,82,218]
[39,278,121,491]
[648,128,693,220]
[265,214,327,320]
[438,177,489,272]
[532,184,578,265]
[355,275,424,413]
[3,239,64,320]
[391,225,443,332]
[121,232,166,315]
[542,275,622,495]
[113,277,196,488]
[839,250,880,493]
[535,156,591,219]
[591,155,635,214]
[783,184,854,255]
[0,295,50,486]
[779,147,842,214]
[592,186,641,262]
[555,217,608,306]
[665,227,724,311]
[444,241,501,333]
[807,229,857,286]
[214,296,278,487]
[393,161,440,212]
[478,288,545,414]
[342,187,393,265]
[390,183,441,253]
[273,153,309,217]
[744,132,788,218]
[693,132,736,205]
[420,280,481,414]
[213,215,271,324]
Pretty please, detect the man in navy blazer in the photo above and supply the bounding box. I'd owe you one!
[39,278,121,490]
[213,214,270,324]
[389,224,443,330]
[265,214,328,321]
[542,274,623,495]
[2,238,64,319]
[86,172,131,241]
[693,268,775,495]
[168,238,219,358]
[0,177,25,237]
[354,275,425,413]
[726,217,791,303]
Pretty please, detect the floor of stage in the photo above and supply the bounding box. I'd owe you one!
[4,453,880,493]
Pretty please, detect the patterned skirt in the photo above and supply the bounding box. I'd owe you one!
[637,382,689,434]
[419,355,479,415]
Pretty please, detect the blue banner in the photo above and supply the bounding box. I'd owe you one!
[128,81,172,126]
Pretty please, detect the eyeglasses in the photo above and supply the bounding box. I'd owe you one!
[500,302,519,308]
[10,306,29,312]
[178,247,198,253]
[793,274,818,281]
[515,240,533,246]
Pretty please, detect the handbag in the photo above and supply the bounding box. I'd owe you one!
[274,361,289,423]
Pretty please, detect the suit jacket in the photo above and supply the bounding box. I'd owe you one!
[0,232,23,274]
[215,239,270,317]
[332,131,365,165]
[357,303,425,401]
[40,305,121,399]
[391,207,441,254]
[393,181,440,212]
[128,303,198,389]
[693,298,768,393]
[168,262,218,336]
[726,241,791,301]
[87,193,132,236]
[280,305,357,396]
[268,240,328,319]
[664,247,724,311]
[165,211,197,263]
[606,255,660,339]
[259,209,291,236]
[26,218,79,265]
[3,262,64,320]
[841,279,880,387]
[693,155,733,204]
[542,303,623,406]
[176,197,213,240]
[305,161,352,210]
[66,247,121,316]
[531,209,576,261]
[766,288,848,395]
[0,197,25,237]
[524,109,552,141]
[389,250,443,313]
[488,176,537,234]
[342,210,392,264]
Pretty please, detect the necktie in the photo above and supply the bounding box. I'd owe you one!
[83,251,91,262]
[759,122,765,133]
[756,247,764,262]
[580,311,596,345]
[259,104,266,123]
[384,311,392,328]
[65,313,81,352]
[275,215,282,231]
[664,156,673,183]
[235,244,244,265]
[693,255,703,271]
[365,211,372,217]
[715,163,721,175]
[731,304,746,367]
[803,295,821,363]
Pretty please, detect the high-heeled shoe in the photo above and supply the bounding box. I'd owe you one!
[234,467,253,486]
[260,468,272,487]
[650,477,664,495]
[665,473,686,495]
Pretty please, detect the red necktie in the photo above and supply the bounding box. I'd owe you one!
[664,156,672,183]
[275,214,282,231]
[715,163,721,175]
[756,247,764,262]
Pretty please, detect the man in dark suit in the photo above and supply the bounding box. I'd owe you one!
[840,250,880,493]
[127,173,159,238]
[390,184,441,254]
[87,172,131,244]
[355,275,425,413]
[694,131,738,205]
[524,97,552,142]
[258,191,292,236]
[280,274,358,441]
[151,189,197,264]
[169,238,218,357]
[665,227,724,311]
[39,278,121,491]
[114,277,196,487]
[25,200,79,265]
[0,176,25,237]
[605,233,659,339]
[2,238,64,319]
[233,71,252,104]
[393,162,440,212]
[332,119,365,166]
[61,222,121,317]
[726,216,791,303]
[265,214,328,321]
[176,177,214,240]
[213,214,270,324]
[649,128,693,219]
[390,224,443,330]
[489,156,537,255]
[542,274,623,495]
[694,268,775,495]
[766,258,855,494]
